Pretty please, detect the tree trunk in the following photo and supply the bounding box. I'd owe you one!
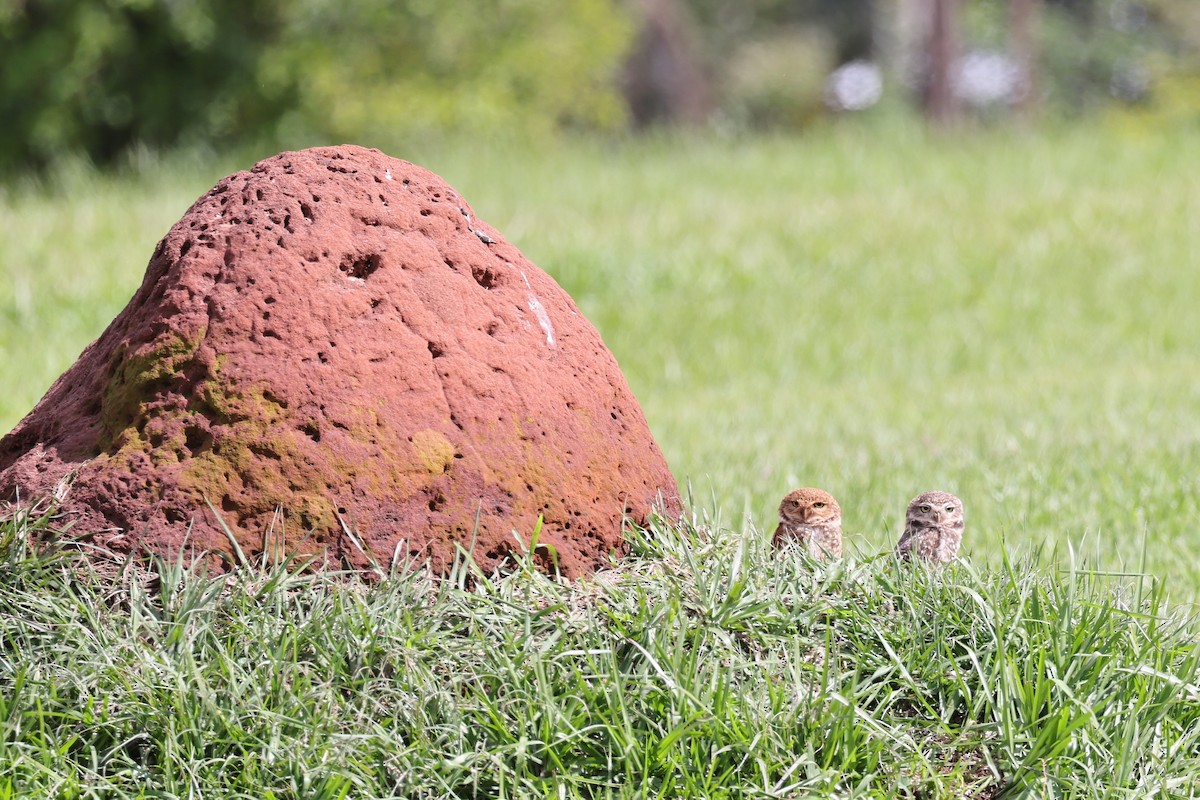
[1009,0,1041,121]
[925,0,961,127]
[620,0,712,128]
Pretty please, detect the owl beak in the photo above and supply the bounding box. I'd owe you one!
[933,509,946,524]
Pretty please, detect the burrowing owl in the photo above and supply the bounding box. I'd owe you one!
[895,491,964,563]
[772,487,843,559]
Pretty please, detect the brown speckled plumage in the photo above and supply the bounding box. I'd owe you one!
[895,490,964,563]
[772,487,843,559]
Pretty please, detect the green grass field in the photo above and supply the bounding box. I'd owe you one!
[3,121,1200,796]
[3,122,1199,593]
[3,507,1199,797]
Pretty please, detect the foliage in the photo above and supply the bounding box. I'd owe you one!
[666,0,872,130]
[1128,0,1200,125]
[719,26,836,130]
[0,0,295,174]
[0,0,633,173]
[960,0,1149,113]
[268,0,633,148]
[683,0,874,63]
[3,0,1200,169]
[1,510,1198,797]
[954,0,1200,121]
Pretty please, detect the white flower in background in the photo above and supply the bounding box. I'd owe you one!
[956,51,1021,106]
[825,60,883,111]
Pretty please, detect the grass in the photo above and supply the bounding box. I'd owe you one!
[3,120,1200,795]
[1,508,1198,798]
[3,121,1200,595]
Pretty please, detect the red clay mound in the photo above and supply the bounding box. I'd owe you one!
[0,145,679,578]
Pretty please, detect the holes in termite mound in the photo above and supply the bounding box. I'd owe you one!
[339,253,382,280]
[427,341,445,359]
[248,443,282,460]
[299,202,314,223]
[183,425,211,455]
[483,538,556,573]
[301,420,321,443]
[261,389,288,409]
[471,265,501,289]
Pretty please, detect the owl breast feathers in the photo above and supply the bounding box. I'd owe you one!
[895,490,964,563]
[772,487,843,560]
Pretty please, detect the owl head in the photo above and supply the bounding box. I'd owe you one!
[778,487,842,527]
[906,490,964,530]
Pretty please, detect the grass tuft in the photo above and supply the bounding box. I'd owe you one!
[2,510,1197,798]
[4,123,1200,795]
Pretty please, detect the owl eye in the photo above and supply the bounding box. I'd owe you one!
[813,502,825,508]
[919,504,931,513]
[945,505,955,513]
[790,499,801,509]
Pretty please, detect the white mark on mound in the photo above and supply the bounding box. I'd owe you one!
[527,296,555,347]
[384,168,393,181]
[520,270,555,347]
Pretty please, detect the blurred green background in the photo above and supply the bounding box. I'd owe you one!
[2,0,1199,171]
[2,0,1200,594]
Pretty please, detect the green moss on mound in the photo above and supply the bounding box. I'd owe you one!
[99,329,205,451]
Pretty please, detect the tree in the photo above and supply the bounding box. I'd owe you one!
[1010,0,1042,120]
[0,0,294,172]
[621,0,713,127]
[0,0,634,173]
[926,0,962,126]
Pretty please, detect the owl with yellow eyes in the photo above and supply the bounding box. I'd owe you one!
[895,491,964,563]
[772,487,842,559]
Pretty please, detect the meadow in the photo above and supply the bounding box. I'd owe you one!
[3,121,1200,591]
[2,121,1200,796]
